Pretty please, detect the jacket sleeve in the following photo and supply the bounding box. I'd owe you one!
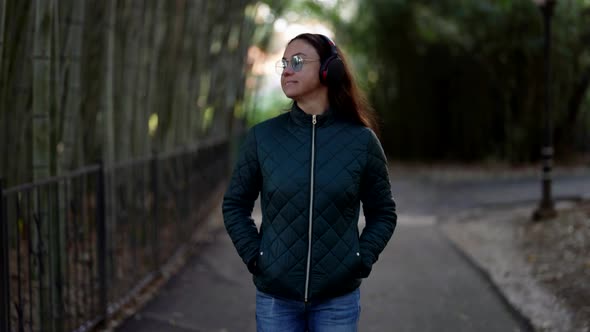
[358,130,397,277]
[222,127,262,274]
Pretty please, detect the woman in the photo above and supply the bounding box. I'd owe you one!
[223,33,397,332]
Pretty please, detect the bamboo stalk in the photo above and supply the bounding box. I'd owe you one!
[132,0,151,157]
[104,0,115,167]
[209,6,232,140]
[33,0,54,328]
[227,2,253,141]
[0,0,6,87]
[118,0,140,162]
[169,0,185,147]
[159,0,180,152]
[186,1,201,143]
[12,0,36,187]
[0,0,7,182]
[192,1,215,139]
[32,0,52,180]
[104,0,117,306]
[55,7,82,329]
[140,0,163,155]
[169,0,189,147]
[47,1,67,330]
[59,0,85,173]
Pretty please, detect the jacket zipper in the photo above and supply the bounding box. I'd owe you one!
[304,114,317,302]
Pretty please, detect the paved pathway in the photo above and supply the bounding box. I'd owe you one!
[117,211,528,331]
[117,167,590,331]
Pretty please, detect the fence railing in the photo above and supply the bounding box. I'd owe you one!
[0,139,230,332]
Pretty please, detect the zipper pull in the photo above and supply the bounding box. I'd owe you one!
[312,114,317,125]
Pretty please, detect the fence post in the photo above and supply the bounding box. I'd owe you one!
[96,163,108,326]
[0,178,10,332]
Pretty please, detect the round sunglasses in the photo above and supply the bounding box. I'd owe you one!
[275,55,320,75]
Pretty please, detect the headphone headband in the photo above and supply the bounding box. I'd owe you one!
[319,35,338,56]
[317,34,343,85]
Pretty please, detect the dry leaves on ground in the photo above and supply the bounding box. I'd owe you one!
[518,201,590,332]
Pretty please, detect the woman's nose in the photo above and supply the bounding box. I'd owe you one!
[282,65,294,76]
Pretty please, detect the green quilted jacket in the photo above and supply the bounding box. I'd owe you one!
[223,103,397,302]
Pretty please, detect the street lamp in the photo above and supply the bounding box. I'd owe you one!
[532,0,557,221]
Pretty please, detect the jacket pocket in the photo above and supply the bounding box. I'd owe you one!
[247,253,261,275]
[357,254,372,278]
[255,250,265,275]
[248,237,265,276]
[254,236,268,276]
[353,237,371,278]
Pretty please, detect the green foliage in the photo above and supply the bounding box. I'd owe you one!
[331,0,590,162]
[246,88,291,126]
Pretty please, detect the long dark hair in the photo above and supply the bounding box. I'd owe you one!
[288,33,380,136]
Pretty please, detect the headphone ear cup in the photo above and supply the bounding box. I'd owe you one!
[320,55,345,86]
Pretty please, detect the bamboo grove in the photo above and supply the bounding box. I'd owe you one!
[0,0,282,188]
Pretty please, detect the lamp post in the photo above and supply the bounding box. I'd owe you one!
[532,0,557,221]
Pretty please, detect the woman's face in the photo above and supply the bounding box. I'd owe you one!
[280,39,324,101]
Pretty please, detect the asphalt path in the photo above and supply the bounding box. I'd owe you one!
[117,168,590,331]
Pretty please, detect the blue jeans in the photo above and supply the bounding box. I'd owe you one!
[255,288,361,332]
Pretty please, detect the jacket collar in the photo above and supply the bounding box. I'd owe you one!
[289,102,335,128]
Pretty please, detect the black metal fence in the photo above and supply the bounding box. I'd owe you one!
[0,140,229,332]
